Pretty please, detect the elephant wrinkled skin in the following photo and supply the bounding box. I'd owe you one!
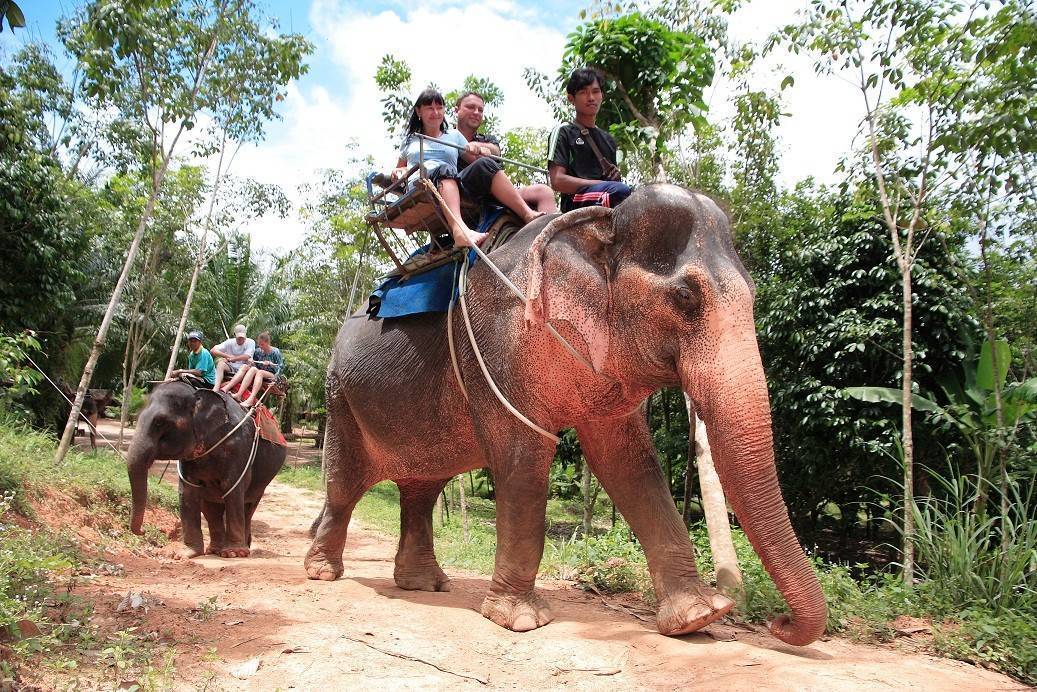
[306,184,827,646]
[127,381,286,559]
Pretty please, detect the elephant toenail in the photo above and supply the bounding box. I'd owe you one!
[512,613,537,632]
[712,594,733,611]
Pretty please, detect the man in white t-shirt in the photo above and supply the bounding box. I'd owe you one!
[211,324,256,389]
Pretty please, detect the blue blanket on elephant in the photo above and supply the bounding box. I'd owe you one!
[368,210,503,319]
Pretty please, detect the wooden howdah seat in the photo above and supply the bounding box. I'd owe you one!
[365,167,485,280]
[365,133,549,282]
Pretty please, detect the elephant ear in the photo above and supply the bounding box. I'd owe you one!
[192,389,232,445]
[523,206,615,371]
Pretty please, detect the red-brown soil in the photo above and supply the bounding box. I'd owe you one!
[19,420,1025,690]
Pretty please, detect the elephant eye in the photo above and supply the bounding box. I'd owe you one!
[672,285,701,313]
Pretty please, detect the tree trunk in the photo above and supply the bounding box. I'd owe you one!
[662,389,672,494]
[682,401,697,528]
[582,458,594,537]
[315,415,326,450]
[280,390,294,435]
[54,162,173,464]
[163,140,240,379]
[119,237,163,446]
[55,29,222,464]
[458,474,469,542]
[686,395,743,597]
[900,263,915,585]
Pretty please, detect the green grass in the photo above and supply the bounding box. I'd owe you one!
[0,419,179,517]
[0,420,180,689]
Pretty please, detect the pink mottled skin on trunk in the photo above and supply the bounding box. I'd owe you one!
[306,185,826,646]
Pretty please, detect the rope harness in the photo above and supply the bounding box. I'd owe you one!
[419,180,608,445]
[178,384,273,499]
[178,421,261,499]
[19,348,126,461]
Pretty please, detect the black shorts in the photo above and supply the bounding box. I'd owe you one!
[458,157,502,203]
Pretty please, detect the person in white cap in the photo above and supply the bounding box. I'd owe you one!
[211,324,256,389]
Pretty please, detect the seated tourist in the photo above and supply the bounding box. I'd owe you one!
[392,89,543,249]
[211,324,256,389]
[548,68,633,212]
[225,331,283,408]
[168,330,216,388]
[453,90,557,215]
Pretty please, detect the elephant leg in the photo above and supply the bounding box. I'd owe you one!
[244,501,259,548]
[394,478,451,592]
[220,483,251,558]
[202,500,227,554]
[479,429,555,632]
[576,412,735,636]
[177,484,205,560]
[305,407,374,581]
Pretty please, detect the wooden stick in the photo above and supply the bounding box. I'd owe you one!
[343,636,488,685]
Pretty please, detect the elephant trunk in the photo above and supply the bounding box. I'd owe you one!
[127,437,156,536]
[684,324,827,646]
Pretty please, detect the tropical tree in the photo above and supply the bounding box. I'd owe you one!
[53,0,311,463]
[774,0,1036,580]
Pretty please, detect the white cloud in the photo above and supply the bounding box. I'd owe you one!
[311,0,565,152]
[225,0,567,253]
[717,1,864,187]
[226,81,355,253]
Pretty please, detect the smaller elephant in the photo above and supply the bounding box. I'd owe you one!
[127,381,286,559]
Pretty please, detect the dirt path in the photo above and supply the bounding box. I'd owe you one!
[68,421,1022,690]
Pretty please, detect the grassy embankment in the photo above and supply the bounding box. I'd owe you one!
[279,458,1036,685]
[0,421,179,689]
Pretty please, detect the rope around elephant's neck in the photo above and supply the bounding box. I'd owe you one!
[187,384,272,461]
[418,179,601,375]
[458,259,560,444]
[178,421,261,499]
[446,259,469,401]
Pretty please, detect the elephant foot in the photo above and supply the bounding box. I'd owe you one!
[655,587,735,636]
[174,545,204,560]
[304,547,344,581]
[205,543,224,555]
[219,546,251,558]
[393,564,452,592]
[480,590,553,632]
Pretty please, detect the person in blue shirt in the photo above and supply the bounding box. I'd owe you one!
[224,331,283,407]
[169,330,216,387]
[391,89,490,249]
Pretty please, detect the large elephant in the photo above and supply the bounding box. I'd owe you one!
[306,184,827,646]
[127,381,287,559]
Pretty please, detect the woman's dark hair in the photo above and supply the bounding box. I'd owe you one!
[406,88,448,135]
[565,67,604,95]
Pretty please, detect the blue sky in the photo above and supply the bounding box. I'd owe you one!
[3,1,861,252]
